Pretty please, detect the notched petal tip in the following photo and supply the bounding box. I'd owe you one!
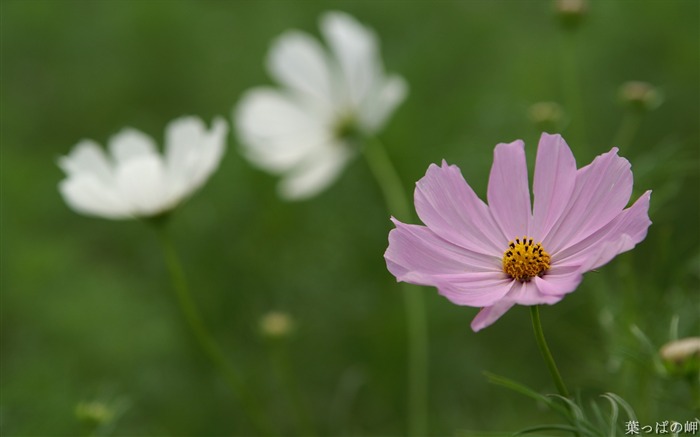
[168,115,204,131]
[494,138,525,153]
[57,139,103,171]
[108,127,158,165]
[538,132,565,143]
[320,10,370,36]
[537,132,571,154]
[424,160,459,176]
[436,159,460,172]
[321,10,352,22]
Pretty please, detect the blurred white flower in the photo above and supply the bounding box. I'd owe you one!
[58,116,227,219]
[235,11,408,200]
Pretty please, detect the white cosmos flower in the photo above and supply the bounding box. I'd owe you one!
[235,11,408,200]
[58,116,228,219]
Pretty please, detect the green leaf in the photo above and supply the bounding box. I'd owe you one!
[602,392,638,422]
[514,424,586,436]
[588,399,608,432]
[600,394,619,437]
[484,372,566,415]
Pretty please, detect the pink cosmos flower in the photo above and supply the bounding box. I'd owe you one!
[385,133,651,331]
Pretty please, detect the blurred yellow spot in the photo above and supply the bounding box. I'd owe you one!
[259,311,294,338]
[75,401,114,425]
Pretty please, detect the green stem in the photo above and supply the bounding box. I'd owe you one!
[401,282,428,437]
[689,373,700,414]
[363,137,428,437]
[267,339,316,436]
[153,222,271,435]
[362,136,412,221]
[530,306,570,398]
[560,31,587,156]
[612,111,643,152]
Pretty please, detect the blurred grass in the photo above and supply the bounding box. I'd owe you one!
[2,0,699,435]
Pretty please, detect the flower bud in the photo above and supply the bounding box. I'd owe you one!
[259,311,295,339]
[619,81,662,112]
[528,102,565,132]
[660,337,700,378]
[554,0,588,30]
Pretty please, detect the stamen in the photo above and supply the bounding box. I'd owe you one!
[502,236,551,282]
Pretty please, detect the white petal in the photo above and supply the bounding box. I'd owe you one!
[164,116,227,200]
[58,139,114,183]
[278,141,353,200]
[108,128,159,166]
[186,116,227,192]
[59,175,132,219]
[358,74,408,133]
[320,11,381,108]
[266,30,334,107]
[165,116,208,177]
[114,155,173,216]
[235,87,332,173]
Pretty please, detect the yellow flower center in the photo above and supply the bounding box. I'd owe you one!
[502,236,551,282]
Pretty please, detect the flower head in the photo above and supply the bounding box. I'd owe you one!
[660,337,700,377]
[59,116,227,219]
[554,0,588,30]
[528,101,566,132]
[235,11,407,200]
[619,81,662,112]
[385,133,651,331]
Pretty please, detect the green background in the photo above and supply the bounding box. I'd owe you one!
[2,0,699,435]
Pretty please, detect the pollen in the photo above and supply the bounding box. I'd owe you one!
[502,236,551,282]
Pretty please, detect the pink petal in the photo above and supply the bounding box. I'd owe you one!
[555,190,651,271]
[414,161,507,255]
[385,219,500,283]
[544,148,633,253]
[507,280,561,306]
[470,289,518,332]
[433,272,514,307]
[487,140,531,240]
[531,133,577,241]
[532,265,583,297]
[468,279,565,332]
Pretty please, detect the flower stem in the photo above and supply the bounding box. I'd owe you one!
[530,305,570,398]
[612,111,643,152]
[267,339,317,436]
[400,282,429,437]
[152,222,271,435]
[560,31,587,156]
[362,137,412,221]
[363,137,428,437]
